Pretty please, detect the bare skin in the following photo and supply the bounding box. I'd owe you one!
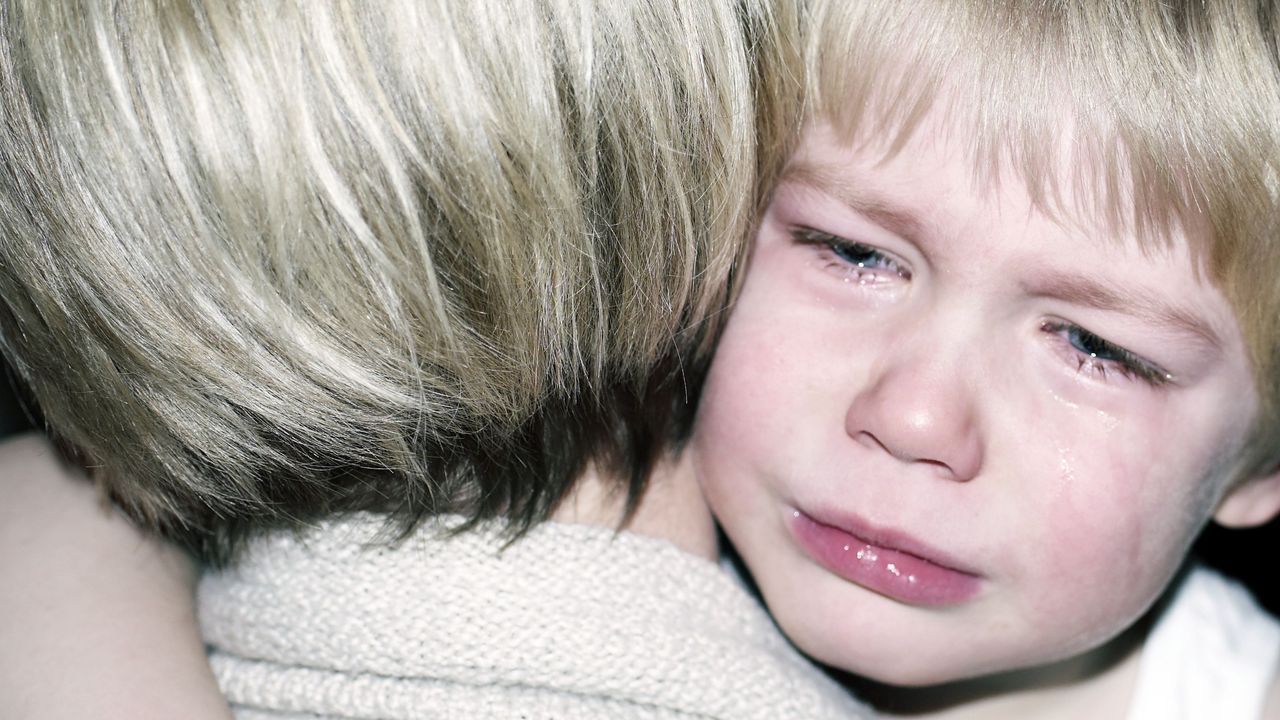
[0,433,232,719]
[0,432,718,717]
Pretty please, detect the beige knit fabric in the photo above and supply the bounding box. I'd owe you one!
[199,515,871,719]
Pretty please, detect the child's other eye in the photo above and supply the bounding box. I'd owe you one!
[1041,320,1173,387]
[791,226,912,283]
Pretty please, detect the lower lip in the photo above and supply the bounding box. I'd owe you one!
[790,512,982,607]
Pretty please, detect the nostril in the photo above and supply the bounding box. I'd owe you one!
[917,457,957,478]
[852,430,974,482]
[854,430,890,454]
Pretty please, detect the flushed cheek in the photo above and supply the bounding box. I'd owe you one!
[1036,459,1150,608]
[694,331,805,504]
[698,279,863,468]
[1023,422,1198,648]
[699,320,802,438]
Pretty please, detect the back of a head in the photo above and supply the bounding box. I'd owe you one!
[0,0,801,563]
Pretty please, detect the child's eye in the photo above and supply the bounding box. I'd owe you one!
[1041,320,1173,387]
[791,226,912,282]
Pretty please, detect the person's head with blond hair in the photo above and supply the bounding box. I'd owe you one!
[691,0,1280,712]
[0,0,801,564]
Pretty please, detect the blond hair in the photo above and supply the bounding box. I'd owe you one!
[806,0,1280,477]
[0,0,801,563]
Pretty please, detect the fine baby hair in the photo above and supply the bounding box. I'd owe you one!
[0,0,800,564]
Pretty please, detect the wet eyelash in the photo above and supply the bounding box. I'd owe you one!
[790,226,912,280]
[1041,320,1173,387]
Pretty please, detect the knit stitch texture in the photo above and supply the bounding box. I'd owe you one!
[199,515,870,719]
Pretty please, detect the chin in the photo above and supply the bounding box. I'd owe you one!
[772,616,925,684]
[771,603,1010,688]
[820,649,975,688]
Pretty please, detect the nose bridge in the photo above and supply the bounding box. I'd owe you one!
[845,318,984,482]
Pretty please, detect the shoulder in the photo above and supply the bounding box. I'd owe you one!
[1264,670,1280,720]
[1133,565,1280,719]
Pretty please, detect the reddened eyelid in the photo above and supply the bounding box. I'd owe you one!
[1040,320,1174,387]
[790,226,913,280]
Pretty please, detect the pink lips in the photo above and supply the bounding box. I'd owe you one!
[790,510,982,607]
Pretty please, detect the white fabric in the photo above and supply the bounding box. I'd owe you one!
[1126,564,1280,720]
[198,514,870,719]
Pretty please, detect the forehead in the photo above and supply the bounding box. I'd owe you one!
[790,113,1210,259]
[803,0,1252,264]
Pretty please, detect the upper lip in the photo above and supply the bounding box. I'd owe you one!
[797,506,982,577]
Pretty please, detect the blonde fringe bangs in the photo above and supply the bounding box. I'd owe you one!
[0,0,799,559]
[806,0,1280,475]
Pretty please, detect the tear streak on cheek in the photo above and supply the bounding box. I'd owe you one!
[1033,438,1149,620]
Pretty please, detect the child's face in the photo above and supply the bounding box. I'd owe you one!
[692,118,1261,684]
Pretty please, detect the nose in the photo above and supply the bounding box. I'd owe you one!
[844,355,984,482]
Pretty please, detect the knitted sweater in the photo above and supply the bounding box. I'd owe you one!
[198,515,870,719]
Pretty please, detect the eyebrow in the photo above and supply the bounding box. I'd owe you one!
[1023,271,1223,350]
[781,161,928,242]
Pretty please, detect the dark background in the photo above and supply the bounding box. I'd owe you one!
[0,354,34,439]
[1197,514,1278,614]
[0,351,1274,613]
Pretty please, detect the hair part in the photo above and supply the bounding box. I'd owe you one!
[0,0,802,564]
[805,0,1280,480]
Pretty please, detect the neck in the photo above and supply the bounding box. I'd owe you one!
[550,451,718,561]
